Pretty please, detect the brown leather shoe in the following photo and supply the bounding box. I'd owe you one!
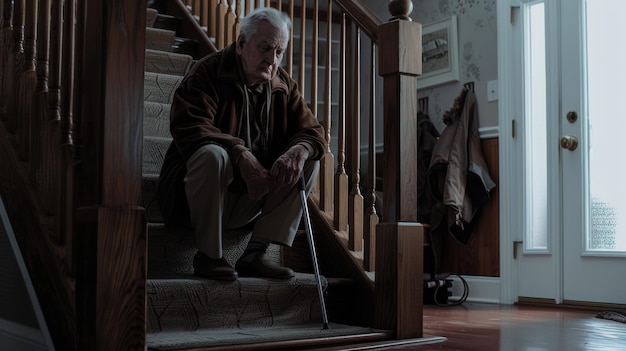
[193,252,238,281]
[235,252,295,279]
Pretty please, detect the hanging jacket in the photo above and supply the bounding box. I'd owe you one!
[427,88,496,244]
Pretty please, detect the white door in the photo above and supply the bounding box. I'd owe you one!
[560,0,626,305]
[505,0,626,306]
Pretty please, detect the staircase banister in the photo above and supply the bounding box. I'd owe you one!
[333,0,382,43]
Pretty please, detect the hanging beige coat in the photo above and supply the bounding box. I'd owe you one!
[427,88,496,244]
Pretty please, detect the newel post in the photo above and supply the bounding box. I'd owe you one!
[374,0,423,339]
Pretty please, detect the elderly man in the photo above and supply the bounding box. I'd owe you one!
[156,7,326,281]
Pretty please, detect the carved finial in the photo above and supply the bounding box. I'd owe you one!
[388,0,413,21]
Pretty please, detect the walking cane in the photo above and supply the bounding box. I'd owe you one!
[297,175,330,330]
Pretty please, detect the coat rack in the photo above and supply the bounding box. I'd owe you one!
[463,81,474,92]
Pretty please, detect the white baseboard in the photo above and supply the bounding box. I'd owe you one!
[447,275,501,304]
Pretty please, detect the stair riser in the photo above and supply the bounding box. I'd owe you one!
[147,277,325,332]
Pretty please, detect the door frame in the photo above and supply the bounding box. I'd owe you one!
[498,0,523,305]
[497,0,564,304]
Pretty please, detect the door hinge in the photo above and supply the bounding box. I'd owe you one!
[512,119,516,139]
[513,240,523,259]
[511,5,520,24]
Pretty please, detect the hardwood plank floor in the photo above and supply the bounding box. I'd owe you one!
[311,302,626,350]
[421,302,626,351]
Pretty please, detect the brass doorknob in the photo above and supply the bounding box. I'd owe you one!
[560,136,578,151]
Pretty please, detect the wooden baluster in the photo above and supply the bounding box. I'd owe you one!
[297,0,305,95]
[206,0,214,39]
[207,0,217,40]
[334,13,348,231]
[199,0,208,31]
[244,0,252,16]
[348,27,363,252]
[17,0,38,161]
[0,0,14,122]
[58,0,76,248]
[193,0,201,18]
[215,0,226,49]
[319,0,334,215]
[310,0,318,117]
[48,0,62,128]
[309,0,319,199]
[68,0,87,275]
[224,0,235,47]
[6,0,24,134]
[364,42,379,271]
[44,0,62,218]
[285,0,294,76]
[31,0,51,188]
[274,0,281,11]
[232,1,241,43]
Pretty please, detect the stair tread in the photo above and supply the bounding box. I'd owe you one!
[146,322,392,351]
[145,49,193,76]
[143,102,172,138]
[146,8,159,27]
[142,136,171,179]
[146,27,176,52]
[143,71,183,104]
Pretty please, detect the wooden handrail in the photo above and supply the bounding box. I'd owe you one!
[333,0,382,42]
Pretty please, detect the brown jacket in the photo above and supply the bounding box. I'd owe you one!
[156,43,326,227]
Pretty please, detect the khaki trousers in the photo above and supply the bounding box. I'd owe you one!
[184,144,319,258]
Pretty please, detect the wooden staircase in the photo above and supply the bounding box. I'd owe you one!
[0,1,427,349]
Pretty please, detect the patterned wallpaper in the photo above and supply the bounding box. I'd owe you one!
[366,0,499,134]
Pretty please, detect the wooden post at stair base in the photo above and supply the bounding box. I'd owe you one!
[74,1,147,350]
[375,2,423,339]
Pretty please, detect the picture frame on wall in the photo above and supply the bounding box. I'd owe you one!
[418,16,459,89]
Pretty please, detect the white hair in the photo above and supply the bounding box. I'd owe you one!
[239,7,291,48]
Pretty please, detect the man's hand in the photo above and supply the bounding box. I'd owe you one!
[270,144,310,191]
[237,151,270,200]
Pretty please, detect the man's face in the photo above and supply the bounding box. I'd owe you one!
[237,20,287,85]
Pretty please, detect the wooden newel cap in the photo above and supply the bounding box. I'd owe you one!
[388,0,413,21]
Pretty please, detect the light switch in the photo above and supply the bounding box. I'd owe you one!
[487,80,498,102]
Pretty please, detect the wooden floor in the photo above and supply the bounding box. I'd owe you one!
[311,302,626,350]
